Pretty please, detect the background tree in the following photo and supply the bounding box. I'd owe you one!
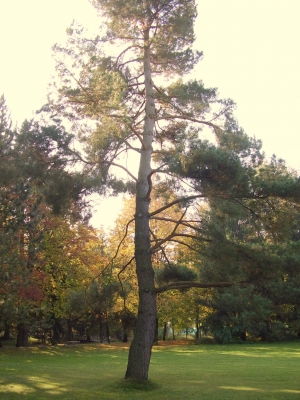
[187,161,300,342]
[0,109,97,346]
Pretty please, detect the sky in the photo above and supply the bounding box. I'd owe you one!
[1,0,300,227]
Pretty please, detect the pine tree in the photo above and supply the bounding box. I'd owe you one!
[48,0,300,380]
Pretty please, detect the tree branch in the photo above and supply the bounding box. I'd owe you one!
[150,232,210,253]
[129,125,146,150]
[155,280,246,294]
[149,227,172,267]
[116,45,143,67]
[90,217,135,284]
[164,239,200,253]
[149,194,205,217]
[118,57,143,69]
[108,161,138,181]
[156,115,224,134]
[151,216,203,232]
[118,256,135,279]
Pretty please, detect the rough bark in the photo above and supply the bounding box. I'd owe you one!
[125,25,157,381]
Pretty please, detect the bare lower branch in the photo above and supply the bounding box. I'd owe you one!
[155,280,246,294]
[124,140,142,153]
[149,194,205,217]
[163,239,200,253]
[143,165,168,199]
[234,199,260,217]
[117,256,136,312]
[151,216,202,232]
[118,256,135,278]
[129,125,146,149]
[156,115,224,133]
[118,57,143,69]
[61,143,138,184]
[150,232,210,253]
[108,161,138,181]
[150,227,172,267]
[90,218,135,283]
[116,45,142,67]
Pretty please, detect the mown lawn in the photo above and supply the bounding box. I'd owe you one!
[0,340,300,399]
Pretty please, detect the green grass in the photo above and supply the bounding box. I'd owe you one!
[1,341,300,399]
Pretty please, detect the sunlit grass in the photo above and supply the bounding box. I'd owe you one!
[0,341,300,399]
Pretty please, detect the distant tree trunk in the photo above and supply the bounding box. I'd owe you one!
[116,329,122,341]
[86,331,92,342]
[195,319,199,339]
[41,329,46,344]
[3,323,11,340]
[162,322,167,341]
[51,318,62,345]
[66,319,72,342]
[186,328,188,340]
[16,323,28,347]
[99,314,104,343]
[123,332,128,343]
[172,327,175,340]
[121,316,130,343]
[106,323,110,343]
[195,306,200,340]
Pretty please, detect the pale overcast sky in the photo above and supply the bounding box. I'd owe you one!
[0,0,299,174]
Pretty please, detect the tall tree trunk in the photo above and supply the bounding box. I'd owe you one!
[125,25,156,381]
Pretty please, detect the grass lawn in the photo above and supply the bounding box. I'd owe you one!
[0,340,300,399]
